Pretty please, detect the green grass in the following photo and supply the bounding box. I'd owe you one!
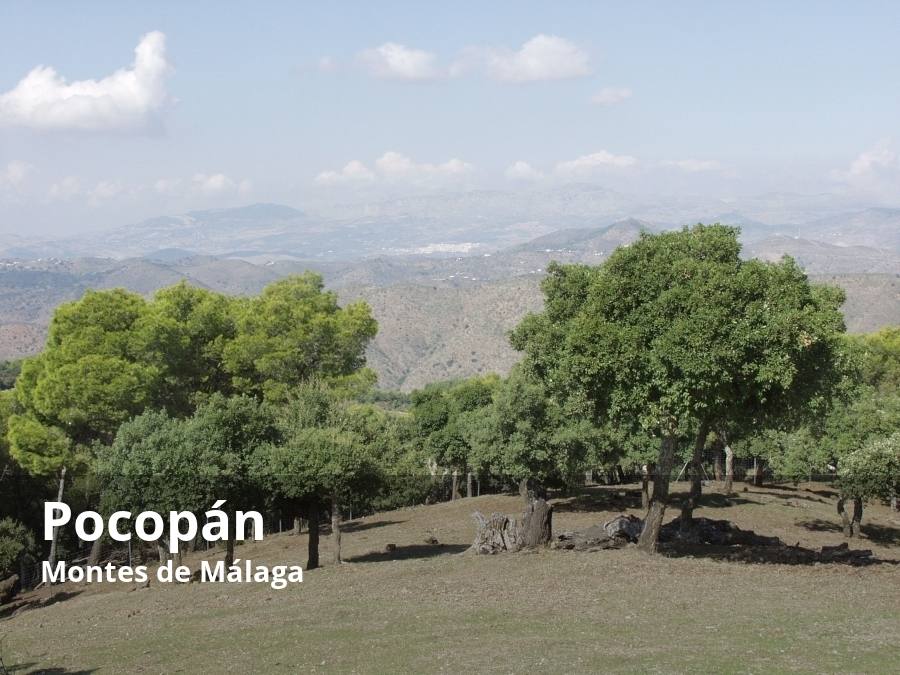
[3,483,899,673]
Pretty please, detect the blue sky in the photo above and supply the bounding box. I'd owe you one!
[2,1,900,234]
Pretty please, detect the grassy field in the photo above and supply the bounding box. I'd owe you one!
[2,481,899,674]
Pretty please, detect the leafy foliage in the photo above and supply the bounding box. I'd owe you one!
[837,432,900,500]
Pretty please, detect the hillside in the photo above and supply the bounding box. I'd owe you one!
[3,481,899,673]
[1,228,897,388]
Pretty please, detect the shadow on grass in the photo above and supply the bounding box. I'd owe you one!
[553,486,644,513]
[345,543,469,563]
[340,519,406,534]
[7,664,96,674]
[750,489,831,505]
[797,518,900,545]
[0,589,84,620]
[670,493,758,509]
[660,517,900,567]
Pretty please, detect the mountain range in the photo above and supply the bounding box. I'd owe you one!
[1,201,897,390]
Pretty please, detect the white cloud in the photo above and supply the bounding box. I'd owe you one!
[375,151,471,178]
[318,56,338,73]
[87,180,125,206]
[49,176,81,200]
[1,160,31,189]
[505,161,544,181]
[483,35,590,83]
[591,87,632,106]
[153,177,182,194]
[316,152,473,186]
[0,31,171,132]
[191,173,252,196]
[847,140,896,177]
[315,160,375,185]
[831,139,900,196]
[660,159,722,172]
[555,150,637,175]
[359,43,441,81]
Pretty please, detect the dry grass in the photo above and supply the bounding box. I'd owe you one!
[2,481,899,674]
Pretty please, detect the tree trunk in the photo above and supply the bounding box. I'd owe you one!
[851,497,863,537]
[891,492,897,512]
[714,451,724,482]
[331,492,342,565]
[451,470,460,501]
[681,422,710,530]
[752,457,765,486]
[87,535,104,566]
[307,499,320,570]
[173,543,183,569]
[466,471,473,498]
[616,464,626,483]
[293,515,302,535]
[518,498,552,548]
[157,543,168,563]
[637,433,677,553]
[47,467,67,569]
[641,463,654,510]
[837,497,852,537]
[724,444,734,495]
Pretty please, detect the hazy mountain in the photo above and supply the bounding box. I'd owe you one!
[800,208,900,251]
[744,236,900,274]
[1,222,897,389]
[3,187,887,262]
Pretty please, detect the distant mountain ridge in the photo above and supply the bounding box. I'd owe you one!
[1,219,897,389]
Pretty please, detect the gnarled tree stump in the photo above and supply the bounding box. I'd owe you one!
[470,512,520,554]
[519,498,553,548]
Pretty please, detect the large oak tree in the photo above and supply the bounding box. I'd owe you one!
[511,224,847,551]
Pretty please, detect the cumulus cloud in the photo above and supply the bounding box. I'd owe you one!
[0,31,171,132]
[48,176,81,200]
[374,151,471,178]
[505,161,544,181]
[482,35,590,83]
[555,150,637,175]
[660,159,722,172]
[591,87,632,106]
[192,173,252,196]
[316,151,472,186]
[359,43,441,81]
[1,160,31,189]
[846,140,896,178]
[87,180,125,206]
[831,139,900,196]
[315,160,376,185]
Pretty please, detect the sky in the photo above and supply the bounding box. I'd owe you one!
[2,1,900,234]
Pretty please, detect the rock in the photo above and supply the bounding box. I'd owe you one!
[603,514,643,542]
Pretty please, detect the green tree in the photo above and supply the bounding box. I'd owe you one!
[837,432,900,535]
[252,384,378,568]
[98,394,278,565]
[512,224,847,551]
[223,274,378,402]
[411,376,497,500]
[465,368,603,502]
